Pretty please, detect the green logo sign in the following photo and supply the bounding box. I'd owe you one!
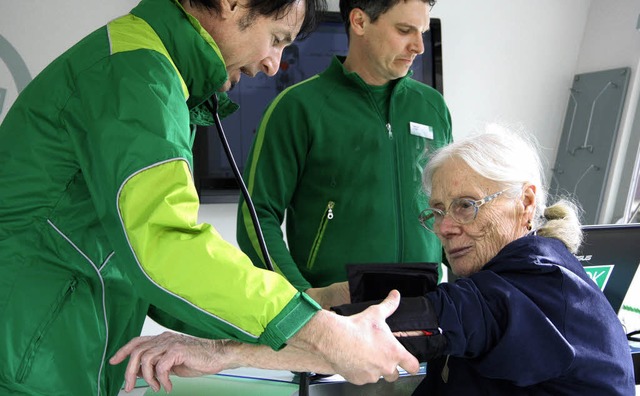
[583,265,614,291]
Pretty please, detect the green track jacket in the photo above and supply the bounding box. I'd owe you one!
[0,1,319,394]
[237,57,453,291]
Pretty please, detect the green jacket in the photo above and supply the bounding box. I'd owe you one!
[0,0,318,394]
[237,57,453,291]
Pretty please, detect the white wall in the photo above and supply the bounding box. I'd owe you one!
[430,0,590,159]
[2,0,640,335]
[0,1,137,111]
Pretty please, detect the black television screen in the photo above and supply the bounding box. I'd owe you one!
[194,13,443,202]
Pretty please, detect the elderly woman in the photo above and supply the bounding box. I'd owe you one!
[111,128,634,395]
[409,128,634,394]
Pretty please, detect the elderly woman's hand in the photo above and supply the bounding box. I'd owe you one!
[109,332,241,393]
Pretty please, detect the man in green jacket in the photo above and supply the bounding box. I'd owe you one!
[237,0,452,308]
[0,0,419,394]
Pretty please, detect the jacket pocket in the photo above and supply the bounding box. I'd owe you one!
[306,201,335,270]
[16,277,78,383]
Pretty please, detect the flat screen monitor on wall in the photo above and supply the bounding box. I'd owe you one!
[193,13,443,202]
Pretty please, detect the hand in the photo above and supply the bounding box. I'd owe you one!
[109,333,337,393]
[109,332,240,393]
[290,290,420,385]
[305,281,350,309]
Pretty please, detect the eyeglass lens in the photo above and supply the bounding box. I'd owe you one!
[420,198,478,231]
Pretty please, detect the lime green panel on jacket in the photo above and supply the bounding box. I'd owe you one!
[108,14,189,99]
[117,159,299,338]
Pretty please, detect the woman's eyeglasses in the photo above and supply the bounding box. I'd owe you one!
[418,188,511,232]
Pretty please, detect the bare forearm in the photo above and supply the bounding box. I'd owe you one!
[286,309,333,353]
[234,342,333,374]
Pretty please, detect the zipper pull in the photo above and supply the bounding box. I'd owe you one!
[441,354,450,383]
[327,201,334,220]
[386,123,393,139]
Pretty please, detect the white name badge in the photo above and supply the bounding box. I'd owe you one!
[409,122,434,139]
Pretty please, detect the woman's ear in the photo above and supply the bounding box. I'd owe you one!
[522,183,537,224]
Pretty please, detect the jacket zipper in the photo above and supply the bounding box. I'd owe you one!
[306,201,335,270]
[16,277,78,383]
[388,100,402,262]
[369,85,401,261]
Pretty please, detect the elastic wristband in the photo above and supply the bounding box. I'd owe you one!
[259,292,321,350]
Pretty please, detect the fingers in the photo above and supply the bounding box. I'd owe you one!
[377,290,401,319]
[382,366,400,383]
[110,334,169,392]
[140,348,164,392]
[122,343,149,392]
[397,350,420,375]
[368,292,420,378]
[109,335,152,365]
[109,335,154,392]
[123,344,173,393]
[155,355,177,392]
[334,281,351,305]
[109,332,229,393]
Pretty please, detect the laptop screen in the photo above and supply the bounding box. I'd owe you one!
[577,224,640,315]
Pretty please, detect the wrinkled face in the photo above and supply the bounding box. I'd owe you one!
[429,158,527,277]
[205,0,306,91]
[358,0,430,85]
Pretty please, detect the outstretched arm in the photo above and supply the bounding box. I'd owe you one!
[111,291,418,392]
[110,332,333,393]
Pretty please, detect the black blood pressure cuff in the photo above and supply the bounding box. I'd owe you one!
[332,263,446,361]
[346,262,439,303]
[332,296,447,362]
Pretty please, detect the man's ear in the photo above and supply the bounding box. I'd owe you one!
[349,8,368,37]
[220,0,240,17]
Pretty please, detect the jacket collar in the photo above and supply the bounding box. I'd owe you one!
[482,235,577,275]
[327,55,413,91]
[130,0,238,121]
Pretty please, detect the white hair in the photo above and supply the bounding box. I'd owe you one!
[423,123,583,253]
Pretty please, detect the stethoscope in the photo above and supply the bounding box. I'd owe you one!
[205,95,274,272]
[205,95,312,396]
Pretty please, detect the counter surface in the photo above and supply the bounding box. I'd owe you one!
[117,365,426,395]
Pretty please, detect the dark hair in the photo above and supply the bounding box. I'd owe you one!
[338,0,436,35]
[185,0,327,38]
